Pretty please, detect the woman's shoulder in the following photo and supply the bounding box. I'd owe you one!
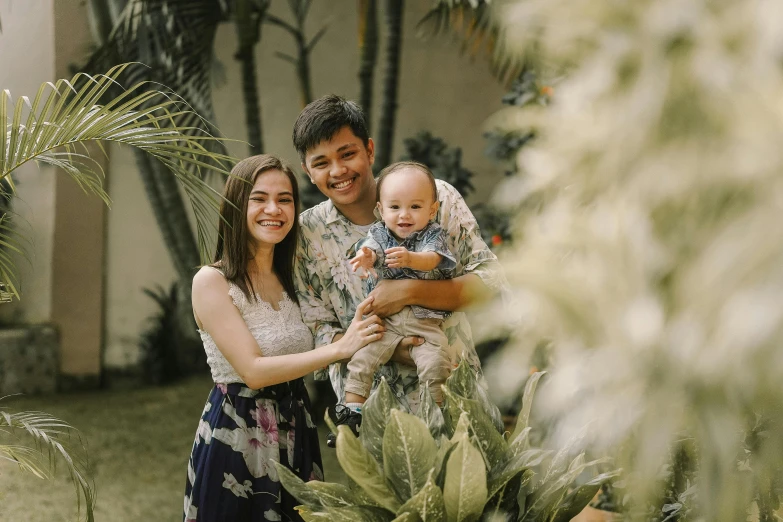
[193,266,230,295]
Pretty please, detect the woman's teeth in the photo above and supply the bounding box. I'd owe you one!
[259,220,283,226]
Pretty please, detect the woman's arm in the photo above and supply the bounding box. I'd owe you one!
[193,268,384,389]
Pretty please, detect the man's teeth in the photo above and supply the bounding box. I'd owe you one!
[259,221,283,226]
[333,179,353,189]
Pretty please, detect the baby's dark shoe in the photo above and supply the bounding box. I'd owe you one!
[326,404,362,448]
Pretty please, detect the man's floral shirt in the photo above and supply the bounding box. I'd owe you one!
[295,179,505,412]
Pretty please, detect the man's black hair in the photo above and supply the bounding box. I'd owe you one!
[292,94,370,162]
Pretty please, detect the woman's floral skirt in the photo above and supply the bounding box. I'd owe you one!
[183,379,323,521]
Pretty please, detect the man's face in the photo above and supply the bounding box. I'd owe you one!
[302,126,375,208]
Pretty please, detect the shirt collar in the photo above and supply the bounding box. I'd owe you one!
[324,199,383,228]
[324,199,344,226]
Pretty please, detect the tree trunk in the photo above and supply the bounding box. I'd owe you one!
[357,0,378,129]
[235,0,265,154]
[133,151,201,282]
[375,0,404,171]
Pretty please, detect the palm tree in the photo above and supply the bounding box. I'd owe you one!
[234,0,271,155]
[357,0,379,131]
[84,0,228,294]
[374,0,405,172]
[0,63,236,519]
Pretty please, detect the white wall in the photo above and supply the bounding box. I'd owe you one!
[0,0,56,324]
[103,0,508,368]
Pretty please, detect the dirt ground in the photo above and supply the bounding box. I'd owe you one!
[0,375,345,522]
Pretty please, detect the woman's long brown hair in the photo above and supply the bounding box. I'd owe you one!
[212,154,301,304]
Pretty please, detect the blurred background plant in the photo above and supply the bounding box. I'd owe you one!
[479,0,783,520]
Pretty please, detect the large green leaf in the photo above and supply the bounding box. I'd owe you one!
[443,387,508,467]
[272,462,324,508]
[391,512,421,522]
[274,461,378,509]
[434,435,457,490]
[511,372,546,441]
[508,427,532,458]
[473,374,505,434]
[297,505,396,521]
[550,469,623,522]
[481,469,531,522]
[398,472,446,521]
[443,434,488,522]
[362,376,403,463]
[416,384,445,441]
[521,453,601,522]
[487,448,551,499]
[336,425,401,513]
[383,409,439,503]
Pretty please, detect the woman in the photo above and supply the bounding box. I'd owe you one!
[183,154,384,521]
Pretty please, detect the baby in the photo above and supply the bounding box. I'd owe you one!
[345,161,456,424]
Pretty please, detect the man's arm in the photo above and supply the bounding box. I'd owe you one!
[367,274,491,317]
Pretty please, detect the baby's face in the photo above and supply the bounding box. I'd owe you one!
[377,168,438,240]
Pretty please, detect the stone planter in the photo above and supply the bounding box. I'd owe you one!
[0,324,59,395]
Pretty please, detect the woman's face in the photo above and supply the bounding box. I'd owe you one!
[246,169,296,249]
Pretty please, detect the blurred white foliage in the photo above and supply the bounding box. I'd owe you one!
[487,0,783,518]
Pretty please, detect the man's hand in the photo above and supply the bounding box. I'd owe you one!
[384,246,411,269]
[349,246,377,279]
[389,336,423,367]
[366,279,412,317]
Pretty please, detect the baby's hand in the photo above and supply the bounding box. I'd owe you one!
[384,246,412,269]
[350,246,377,279]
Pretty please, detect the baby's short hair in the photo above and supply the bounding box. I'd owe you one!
[375,161,438,203]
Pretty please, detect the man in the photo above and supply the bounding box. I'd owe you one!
[293,95,505,446]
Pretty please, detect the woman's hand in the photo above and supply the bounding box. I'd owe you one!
[336,296,385,359]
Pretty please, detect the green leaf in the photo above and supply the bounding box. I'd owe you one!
[383,409,439,503]
[508,427,532,458]
[272,461,324,508]
[297,505,396,521]
[482,469,530,522]
[391,512,422,522]
[443,360,477,435]
[443,434,488,522]
[550,483,601,522]
[363,376,403,463]
[521,453,592,522]
[450,411,471,443]
[473,375,505,434]
[336,425,401,513]
[434,435,457,490]
[511,372,546,441]
[416,385,445,440]
[443,387,508,467]
[487,448,544,500]
[308,480,377,508]
[398,472,446,522]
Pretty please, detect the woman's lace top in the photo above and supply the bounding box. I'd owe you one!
[199,277,314,385]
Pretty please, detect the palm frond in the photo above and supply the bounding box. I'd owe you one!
[418,0,525,85]
[1,62,237,300]
[0,401,95,521]
[84,0,228,168]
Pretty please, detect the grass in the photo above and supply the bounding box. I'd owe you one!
[0,374,345,522]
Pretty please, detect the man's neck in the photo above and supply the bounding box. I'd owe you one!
[334,197,377,226]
